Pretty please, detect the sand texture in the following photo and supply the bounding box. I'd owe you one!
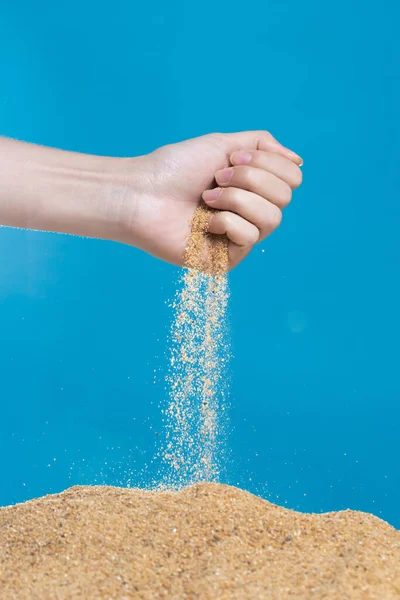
[160,202,230,485]
[0,483,399,599]
[184,203,229,275]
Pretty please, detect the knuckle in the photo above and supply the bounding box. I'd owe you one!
[208,132,226,146]
[245,225,260,246]
[249,227,260,245]
[279,183,293,206]
[261,130,274,141]
[222,211,235,230]
[238,165,254,185]
[291,166,303,188]
[269,207,283,230]
[225,186,241,206]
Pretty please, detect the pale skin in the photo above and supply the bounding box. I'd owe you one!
[0,131,303,269]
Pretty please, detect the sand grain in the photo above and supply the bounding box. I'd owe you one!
[0,483,399,599]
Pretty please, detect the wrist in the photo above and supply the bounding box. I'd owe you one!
[108,154,155,248]
[48,153,132,244]
[67,154,133,244]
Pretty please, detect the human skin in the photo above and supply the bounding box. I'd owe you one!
[0,131,302,269]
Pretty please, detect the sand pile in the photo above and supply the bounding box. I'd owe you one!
[0,483,398,599]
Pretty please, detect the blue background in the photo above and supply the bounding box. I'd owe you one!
[0,0,399,527]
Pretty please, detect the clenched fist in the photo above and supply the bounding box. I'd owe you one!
[119,130,303,269]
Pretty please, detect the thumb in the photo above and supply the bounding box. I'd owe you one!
[222,130,303,166]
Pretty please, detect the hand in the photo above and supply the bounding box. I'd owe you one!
[122,130,303,270]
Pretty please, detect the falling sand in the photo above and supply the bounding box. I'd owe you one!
[159,204,230,486]
[0,483,399,599]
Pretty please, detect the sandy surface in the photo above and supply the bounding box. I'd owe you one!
[0,482,399,599]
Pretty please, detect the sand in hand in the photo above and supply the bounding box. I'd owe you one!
[0,483,399,599]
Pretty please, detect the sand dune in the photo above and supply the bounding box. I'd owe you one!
[0,482,399,599]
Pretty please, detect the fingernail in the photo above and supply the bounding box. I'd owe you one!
[231,151,252,165]
[287,150,303,166]
[203,187,223,202]
[215,168,234,185]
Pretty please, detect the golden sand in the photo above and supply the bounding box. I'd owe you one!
[0,483,398,599]
[159,204,230,485]
[184,203,229,275]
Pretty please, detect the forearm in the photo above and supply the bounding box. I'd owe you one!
[0,136,129,242]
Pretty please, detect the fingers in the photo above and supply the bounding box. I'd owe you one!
[203,188,282,241]
[257,137,303,167]
[218,130,303,166]
[199,140,303,262]
[212,165,293,210]
[207,210,260,247]
[230,150,303,189]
